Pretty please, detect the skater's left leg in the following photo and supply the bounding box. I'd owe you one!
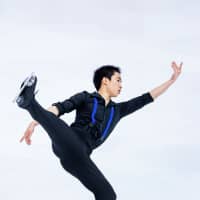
[60,156,117,200]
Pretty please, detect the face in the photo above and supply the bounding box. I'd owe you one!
[103,72,122,97]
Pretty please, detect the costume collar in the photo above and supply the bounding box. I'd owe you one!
[90,91,116,107]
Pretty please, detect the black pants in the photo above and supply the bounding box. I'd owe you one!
[24,98,117,200]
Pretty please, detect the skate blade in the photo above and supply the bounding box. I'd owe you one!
[12,72,36,103]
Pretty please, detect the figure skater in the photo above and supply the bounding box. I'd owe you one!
[14,62,182,200]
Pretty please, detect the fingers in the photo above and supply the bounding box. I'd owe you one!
[177,62,183,73]
[20,130,33,145]
[171,61,183,73]
[26,138,31,145]
[20,137,32,145]
[20,138,31,145]
[20,136,25,143]
[172,61,179,68]
[172,61,176,66]
[172,61,183,67]
[179,62,183,71]
[171,62,177,72]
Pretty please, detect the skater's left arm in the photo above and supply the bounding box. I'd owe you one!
[118,61,183,119]
[149,61,182,100]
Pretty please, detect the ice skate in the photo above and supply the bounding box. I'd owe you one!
[13,72,38,108]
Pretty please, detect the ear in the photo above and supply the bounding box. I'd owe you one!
[102,77,109,85]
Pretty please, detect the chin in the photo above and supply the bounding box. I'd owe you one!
[113,93,119,97]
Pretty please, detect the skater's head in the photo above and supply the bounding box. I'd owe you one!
[93,65,122,97]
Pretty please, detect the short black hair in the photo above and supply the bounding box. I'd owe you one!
[93,65,121,91]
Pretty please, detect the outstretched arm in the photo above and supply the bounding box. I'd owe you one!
[150,61,183,100]
[19,105,59,145]
[19,91,87,145]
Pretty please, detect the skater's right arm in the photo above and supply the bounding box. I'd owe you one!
[47,105,59,116]
[19,106,59,145]
[52,91,86,117]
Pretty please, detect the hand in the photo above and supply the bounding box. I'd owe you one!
[20,122,36,145]
[170,61,183,83]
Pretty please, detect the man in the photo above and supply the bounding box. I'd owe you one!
[14,62,182,200]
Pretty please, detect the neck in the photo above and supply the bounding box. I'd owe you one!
[97,88,111,105]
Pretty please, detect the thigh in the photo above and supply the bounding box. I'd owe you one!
[52,138,90,161]
[28,99,85,152]
[60,155,115,196]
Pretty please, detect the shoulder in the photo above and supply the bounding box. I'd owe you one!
[75,90,93,101]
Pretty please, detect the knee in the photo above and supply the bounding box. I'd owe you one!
[106,182,117,199]
[104,190,117,200]
[106,186,117,199]
[95,185,117,200]
[109,189,117,200]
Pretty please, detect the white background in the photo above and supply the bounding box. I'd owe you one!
[0,0,200,199]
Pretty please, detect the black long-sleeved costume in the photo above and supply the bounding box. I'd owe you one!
[24,89,154,200]
[52,91,154,150]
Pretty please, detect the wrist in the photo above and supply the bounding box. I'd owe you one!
[169,79,175,85]
[31,121,39,127]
